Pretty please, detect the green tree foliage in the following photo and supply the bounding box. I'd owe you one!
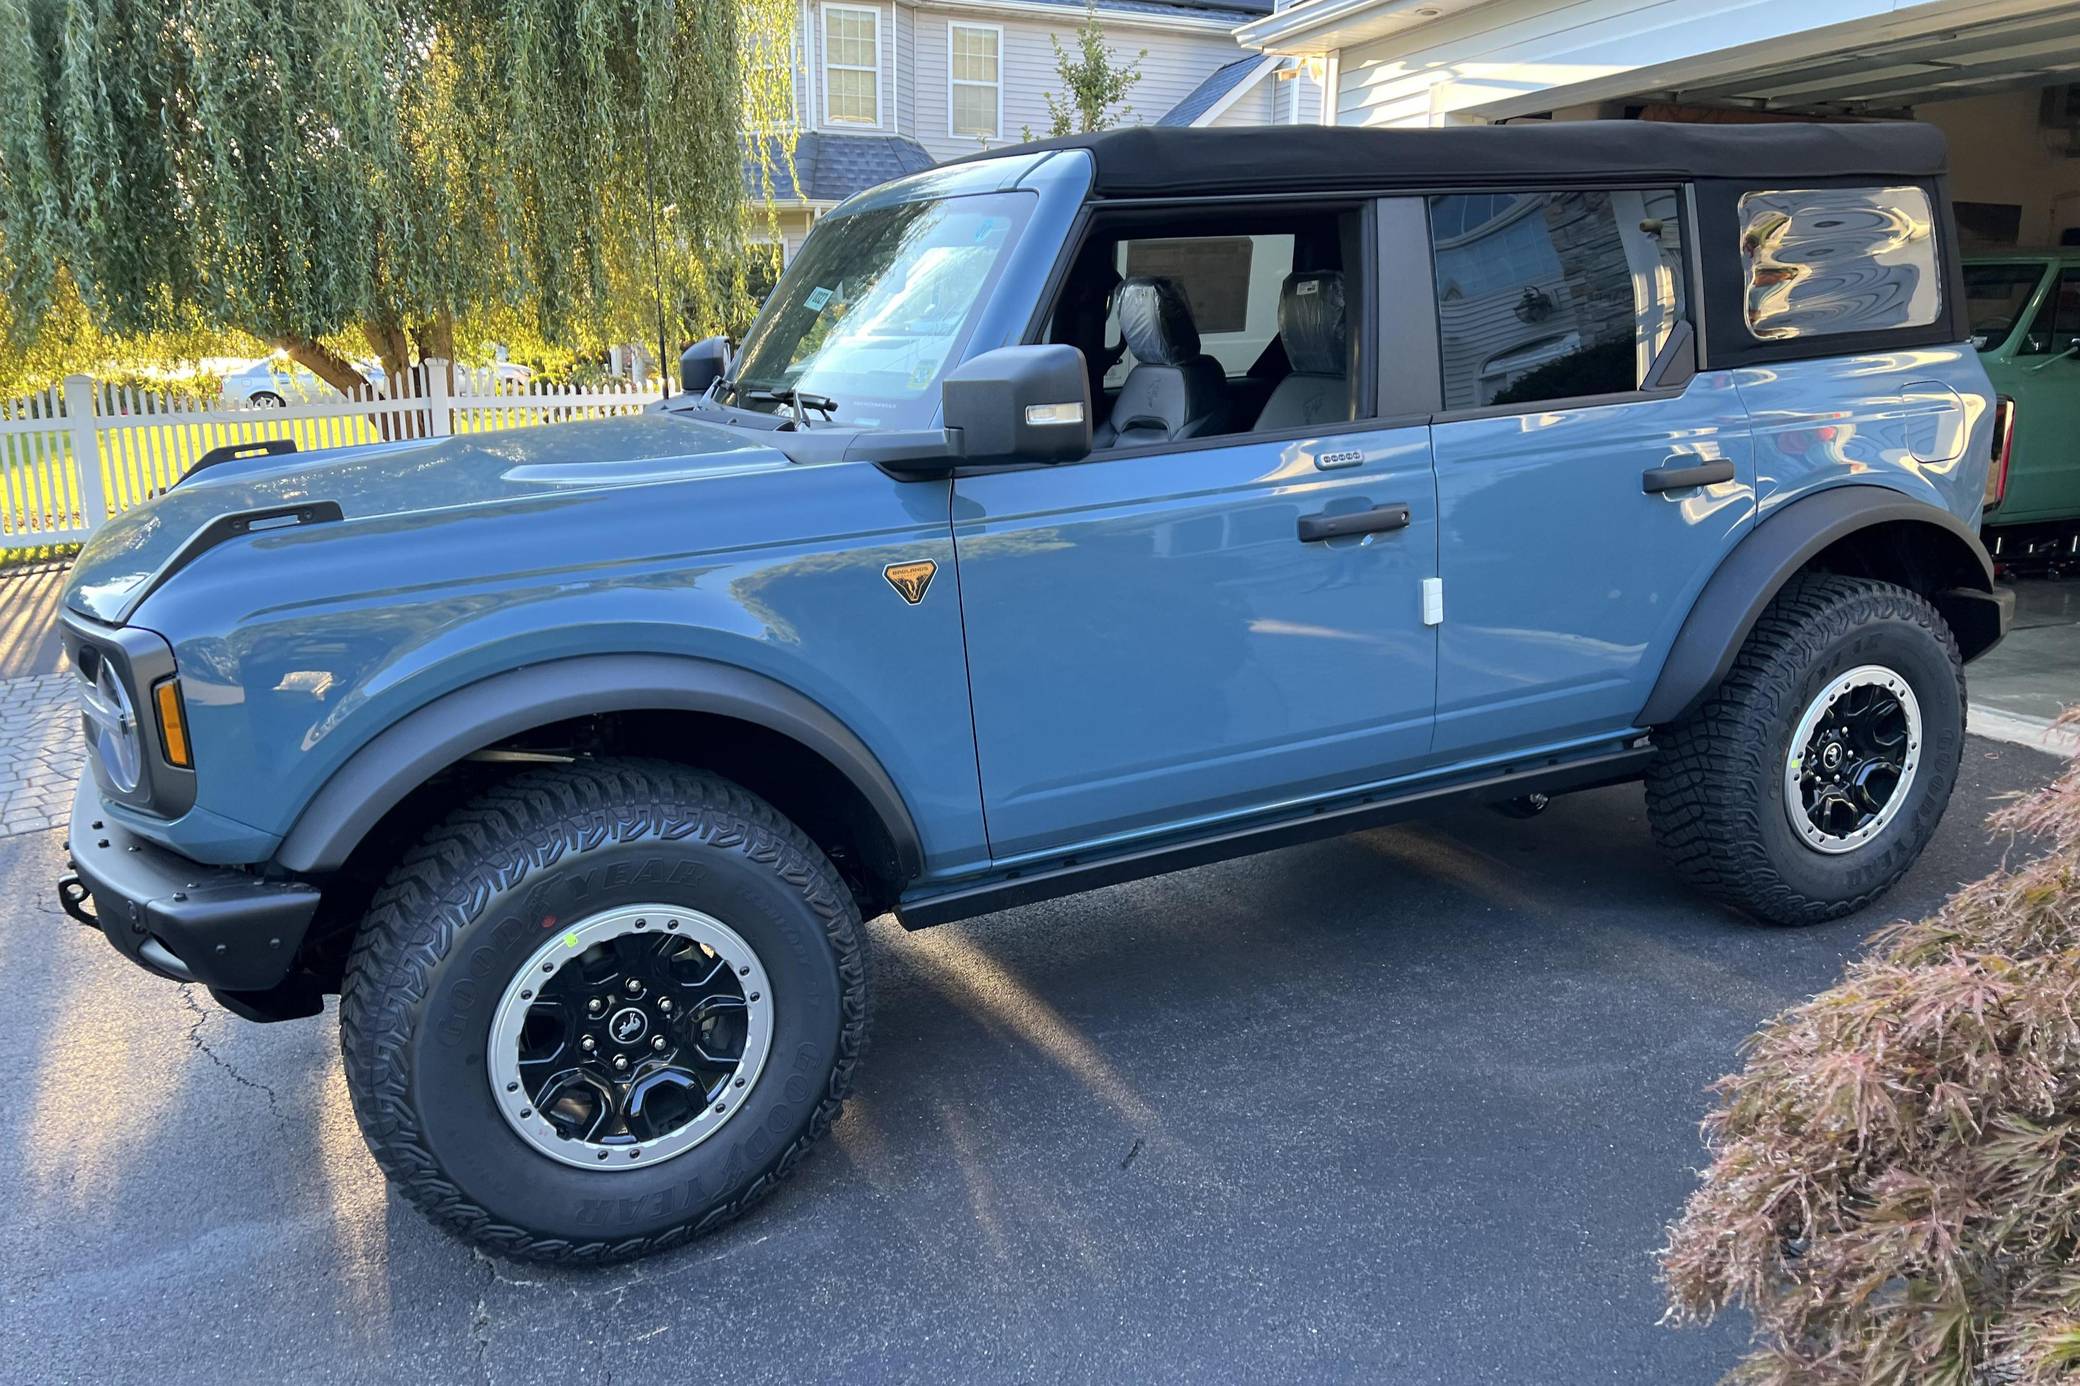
[1663,720,2080,1384]
[1034,2,1145,139]
[0,0,795,395]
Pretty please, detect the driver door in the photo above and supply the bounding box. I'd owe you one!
[1999,264,2080,521]
[952,200,1441,862]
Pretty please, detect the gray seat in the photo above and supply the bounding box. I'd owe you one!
[1092,277,1228,448]
[1255,271,1351,430]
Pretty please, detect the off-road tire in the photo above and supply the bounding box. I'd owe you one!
[1645,573,1965,926]
[338,758,868,1263]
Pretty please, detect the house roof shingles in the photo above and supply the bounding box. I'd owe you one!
[1157,54,1272,127]
[749,132,938,205]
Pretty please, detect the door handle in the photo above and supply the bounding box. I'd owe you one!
[1297,503,1412,542]
[1641,458,1735,493]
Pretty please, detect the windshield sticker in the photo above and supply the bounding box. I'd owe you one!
[803,286,833,311]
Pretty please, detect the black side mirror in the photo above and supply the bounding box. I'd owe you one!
[680,336,731,394]
[941,345,1091,466]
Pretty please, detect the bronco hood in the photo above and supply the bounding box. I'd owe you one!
[65,413,788,624]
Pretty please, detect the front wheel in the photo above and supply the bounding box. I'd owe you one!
[339,759,868,1262]
[1644,574,1966,926]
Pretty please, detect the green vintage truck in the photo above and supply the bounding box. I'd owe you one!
[1967,250,2080,567]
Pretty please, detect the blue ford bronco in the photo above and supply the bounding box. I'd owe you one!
[57,121,2011,1261]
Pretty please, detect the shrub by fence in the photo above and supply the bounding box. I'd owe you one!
[0,363,662,551]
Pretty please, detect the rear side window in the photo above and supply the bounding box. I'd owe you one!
[1427,189,1686,410]
[1738,186,1941,342]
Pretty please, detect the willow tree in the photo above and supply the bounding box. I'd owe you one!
[0,0,795,393]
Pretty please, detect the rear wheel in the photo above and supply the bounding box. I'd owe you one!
[339,758,867,1262]
[1645,574,1965,925]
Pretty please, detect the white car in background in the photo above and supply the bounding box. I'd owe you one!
[220,357,531,406]
[452,360,535,392]
[219,358,388,407]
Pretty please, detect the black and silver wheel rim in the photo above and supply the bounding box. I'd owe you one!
[487,904,773,1170]
[1782,664,1922,855]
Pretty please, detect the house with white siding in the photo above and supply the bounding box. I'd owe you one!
[753,0,1329,258]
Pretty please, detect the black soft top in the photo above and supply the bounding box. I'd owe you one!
[966,120,1947,199]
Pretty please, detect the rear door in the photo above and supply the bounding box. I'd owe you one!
[1424,187,1756,760]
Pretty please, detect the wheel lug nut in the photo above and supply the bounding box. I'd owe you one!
[652,1036,666,1051]
[613,1054,628,1071]
[587,998,604,1014]
[657,998,672,1013]
[581,1036,596,1052]
[626,980,644,998]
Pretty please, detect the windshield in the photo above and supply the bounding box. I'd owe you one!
[1963,263,2051,350]
[723,191,1034,428]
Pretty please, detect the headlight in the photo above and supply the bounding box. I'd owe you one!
[79,649,144,793]
[63,619,197,817]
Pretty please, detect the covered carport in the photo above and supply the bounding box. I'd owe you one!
[1595,9,2080,253]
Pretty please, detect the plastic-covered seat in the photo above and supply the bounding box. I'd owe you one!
[1092,277,1228,447]
[1254,271,1351,430]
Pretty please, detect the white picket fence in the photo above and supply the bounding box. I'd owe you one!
[0,361,664,551]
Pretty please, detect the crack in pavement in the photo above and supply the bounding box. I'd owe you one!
[177,984,289,1124]
[469,1295,493,1385]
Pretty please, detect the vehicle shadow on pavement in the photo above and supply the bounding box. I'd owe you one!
[0,738,2060,1384]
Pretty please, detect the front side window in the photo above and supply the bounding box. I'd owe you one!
[823,5,880,127]
[1739,186,1941,342]
[948,24,1000,139]
[1428,188,1686,410]
[1964,262,2051,350]
[2020,267,2080,356]
[724,191,1032,429]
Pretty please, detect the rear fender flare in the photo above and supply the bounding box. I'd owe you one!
[1639,487,1998,728]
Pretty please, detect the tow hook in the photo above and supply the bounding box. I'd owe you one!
[57,873,98,928]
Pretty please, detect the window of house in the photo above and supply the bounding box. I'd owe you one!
[2020,267,2080,355]
[822,5,880,127]
[1739,186,1941,342]
[949,24,1001,140]
[1107,235,1291,381]
[1428,188,1685,410]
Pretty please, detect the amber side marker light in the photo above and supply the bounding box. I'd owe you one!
[154,679,191,768]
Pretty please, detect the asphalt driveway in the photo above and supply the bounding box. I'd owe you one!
[0,738,2063,1384]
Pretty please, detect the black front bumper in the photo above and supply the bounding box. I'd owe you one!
[60,776,324,1019]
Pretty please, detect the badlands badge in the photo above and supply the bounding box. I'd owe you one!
[883,560,937,606]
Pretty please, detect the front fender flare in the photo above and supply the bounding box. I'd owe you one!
[1638,487,2000,728]
[273,654,924,879]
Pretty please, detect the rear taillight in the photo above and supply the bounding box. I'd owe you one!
[1985,394,2015,511]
